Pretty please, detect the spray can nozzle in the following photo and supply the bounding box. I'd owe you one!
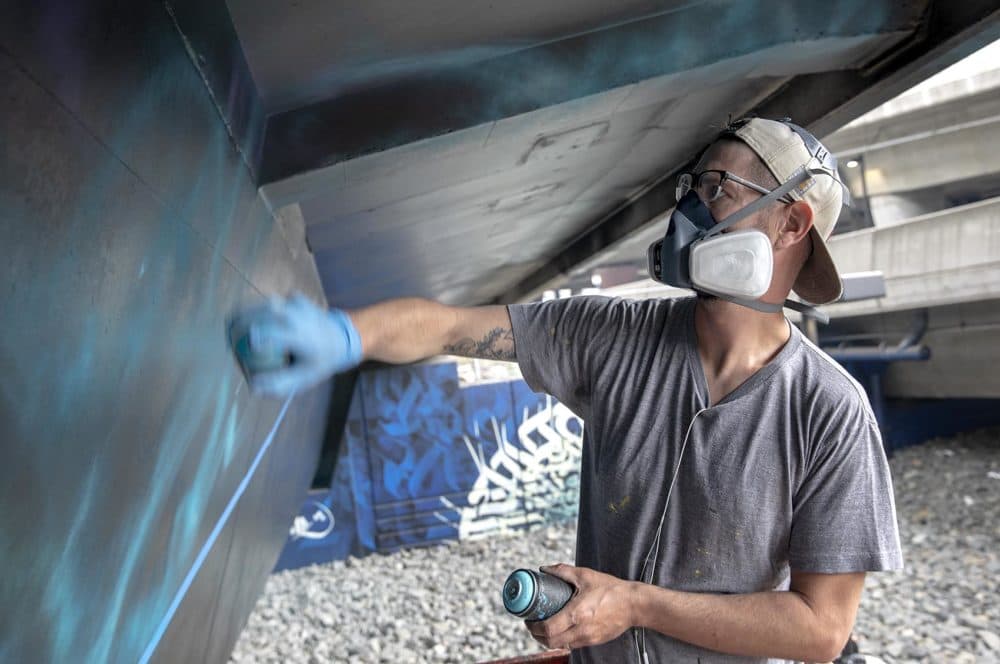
[502,569,574,622]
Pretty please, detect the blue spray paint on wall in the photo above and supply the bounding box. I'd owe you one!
[276,361,583,570]
[1,3,328,662]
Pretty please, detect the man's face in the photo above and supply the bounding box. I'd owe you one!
[689,139,795,305]
[692,140,780,237]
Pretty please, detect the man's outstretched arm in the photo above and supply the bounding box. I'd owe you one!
[528,564,864,663]
[350,298,515,363]
[234,294,517,397]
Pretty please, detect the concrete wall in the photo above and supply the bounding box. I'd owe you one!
[1,3,330,662]
[883,302,1000,399]
[824,73,1000,227]
[822,197,1000,398]
[866,191,944,227]
[826,197,1000,315]
[824,296,1000,400]
[861,118,1000,199]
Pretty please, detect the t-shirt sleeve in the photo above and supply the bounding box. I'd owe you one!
[788,398,904,573]
[506,296,628,419]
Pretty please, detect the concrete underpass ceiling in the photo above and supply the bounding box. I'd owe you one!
[225,0,1000,308]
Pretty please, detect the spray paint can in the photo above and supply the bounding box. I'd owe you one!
[502,569,574,622]
[227,315,295,382]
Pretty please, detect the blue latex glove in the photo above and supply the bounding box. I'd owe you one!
[233,293,363,398]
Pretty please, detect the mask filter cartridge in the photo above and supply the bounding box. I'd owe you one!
[689,230,773,298]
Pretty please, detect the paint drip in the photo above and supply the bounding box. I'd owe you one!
[502,569,574,622]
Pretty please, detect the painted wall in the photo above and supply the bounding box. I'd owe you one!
[276,362,584,570]
[1,3,329,663]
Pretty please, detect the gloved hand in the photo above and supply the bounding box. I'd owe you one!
[230,293,363,397]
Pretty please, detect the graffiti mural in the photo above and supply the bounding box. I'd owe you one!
[439,396,583,539]
[276,360,584,570]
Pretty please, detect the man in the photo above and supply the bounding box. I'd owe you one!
[238,118,903,663]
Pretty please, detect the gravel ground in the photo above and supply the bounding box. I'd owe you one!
[852,427,1000,663]
[231,427,1000,663]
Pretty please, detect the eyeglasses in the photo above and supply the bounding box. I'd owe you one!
[676,170,791,204]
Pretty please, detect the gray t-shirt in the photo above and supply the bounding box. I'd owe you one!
[508,296,903,664]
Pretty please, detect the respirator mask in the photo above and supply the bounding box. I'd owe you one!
[648,187,775,300]
[647,137,848,323]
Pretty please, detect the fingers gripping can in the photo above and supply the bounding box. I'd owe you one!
[502,569,574,622]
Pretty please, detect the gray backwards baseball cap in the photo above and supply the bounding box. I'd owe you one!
[722,117,850,305]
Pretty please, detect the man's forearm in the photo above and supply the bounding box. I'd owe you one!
[346,298,516,365]
[629,583,848,662]
[348,298,459,364]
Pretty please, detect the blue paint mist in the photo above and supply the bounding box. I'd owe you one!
[1,4,319,663]
[274,0,895,160]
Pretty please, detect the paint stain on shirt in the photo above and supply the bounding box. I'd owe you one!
[607,495,631,514]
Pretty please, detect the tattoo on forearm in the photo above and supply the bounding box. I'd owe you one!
[443,327,517,361]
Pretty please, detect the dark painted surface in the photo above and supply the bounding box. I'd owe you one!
[258,1,924,183]
[229,0,722,112]
[166,0,268,177]
[1,3,328,663]
[276,362,583,570]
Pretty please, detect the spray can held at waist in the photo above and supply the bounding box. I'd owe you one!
[502,569,574,622]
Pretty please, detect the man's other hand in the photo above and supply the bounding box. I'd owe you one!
[525,563,634,651]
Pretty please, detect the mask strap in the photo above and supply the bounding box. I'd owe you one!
[780,298,830,324]
[698,289,831,324]
[702,167,813,238]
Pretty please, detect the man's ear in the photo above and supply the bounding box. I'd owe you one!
[776,201,814,250]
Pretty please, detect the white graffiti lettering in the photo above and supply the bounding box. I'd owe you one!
[289,500,336,541]
[437,396,583,539]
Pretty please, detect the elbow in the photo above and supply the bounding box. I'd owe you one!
[812,642,840,664]
[812,626,851,663]
[789,583,859,663]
